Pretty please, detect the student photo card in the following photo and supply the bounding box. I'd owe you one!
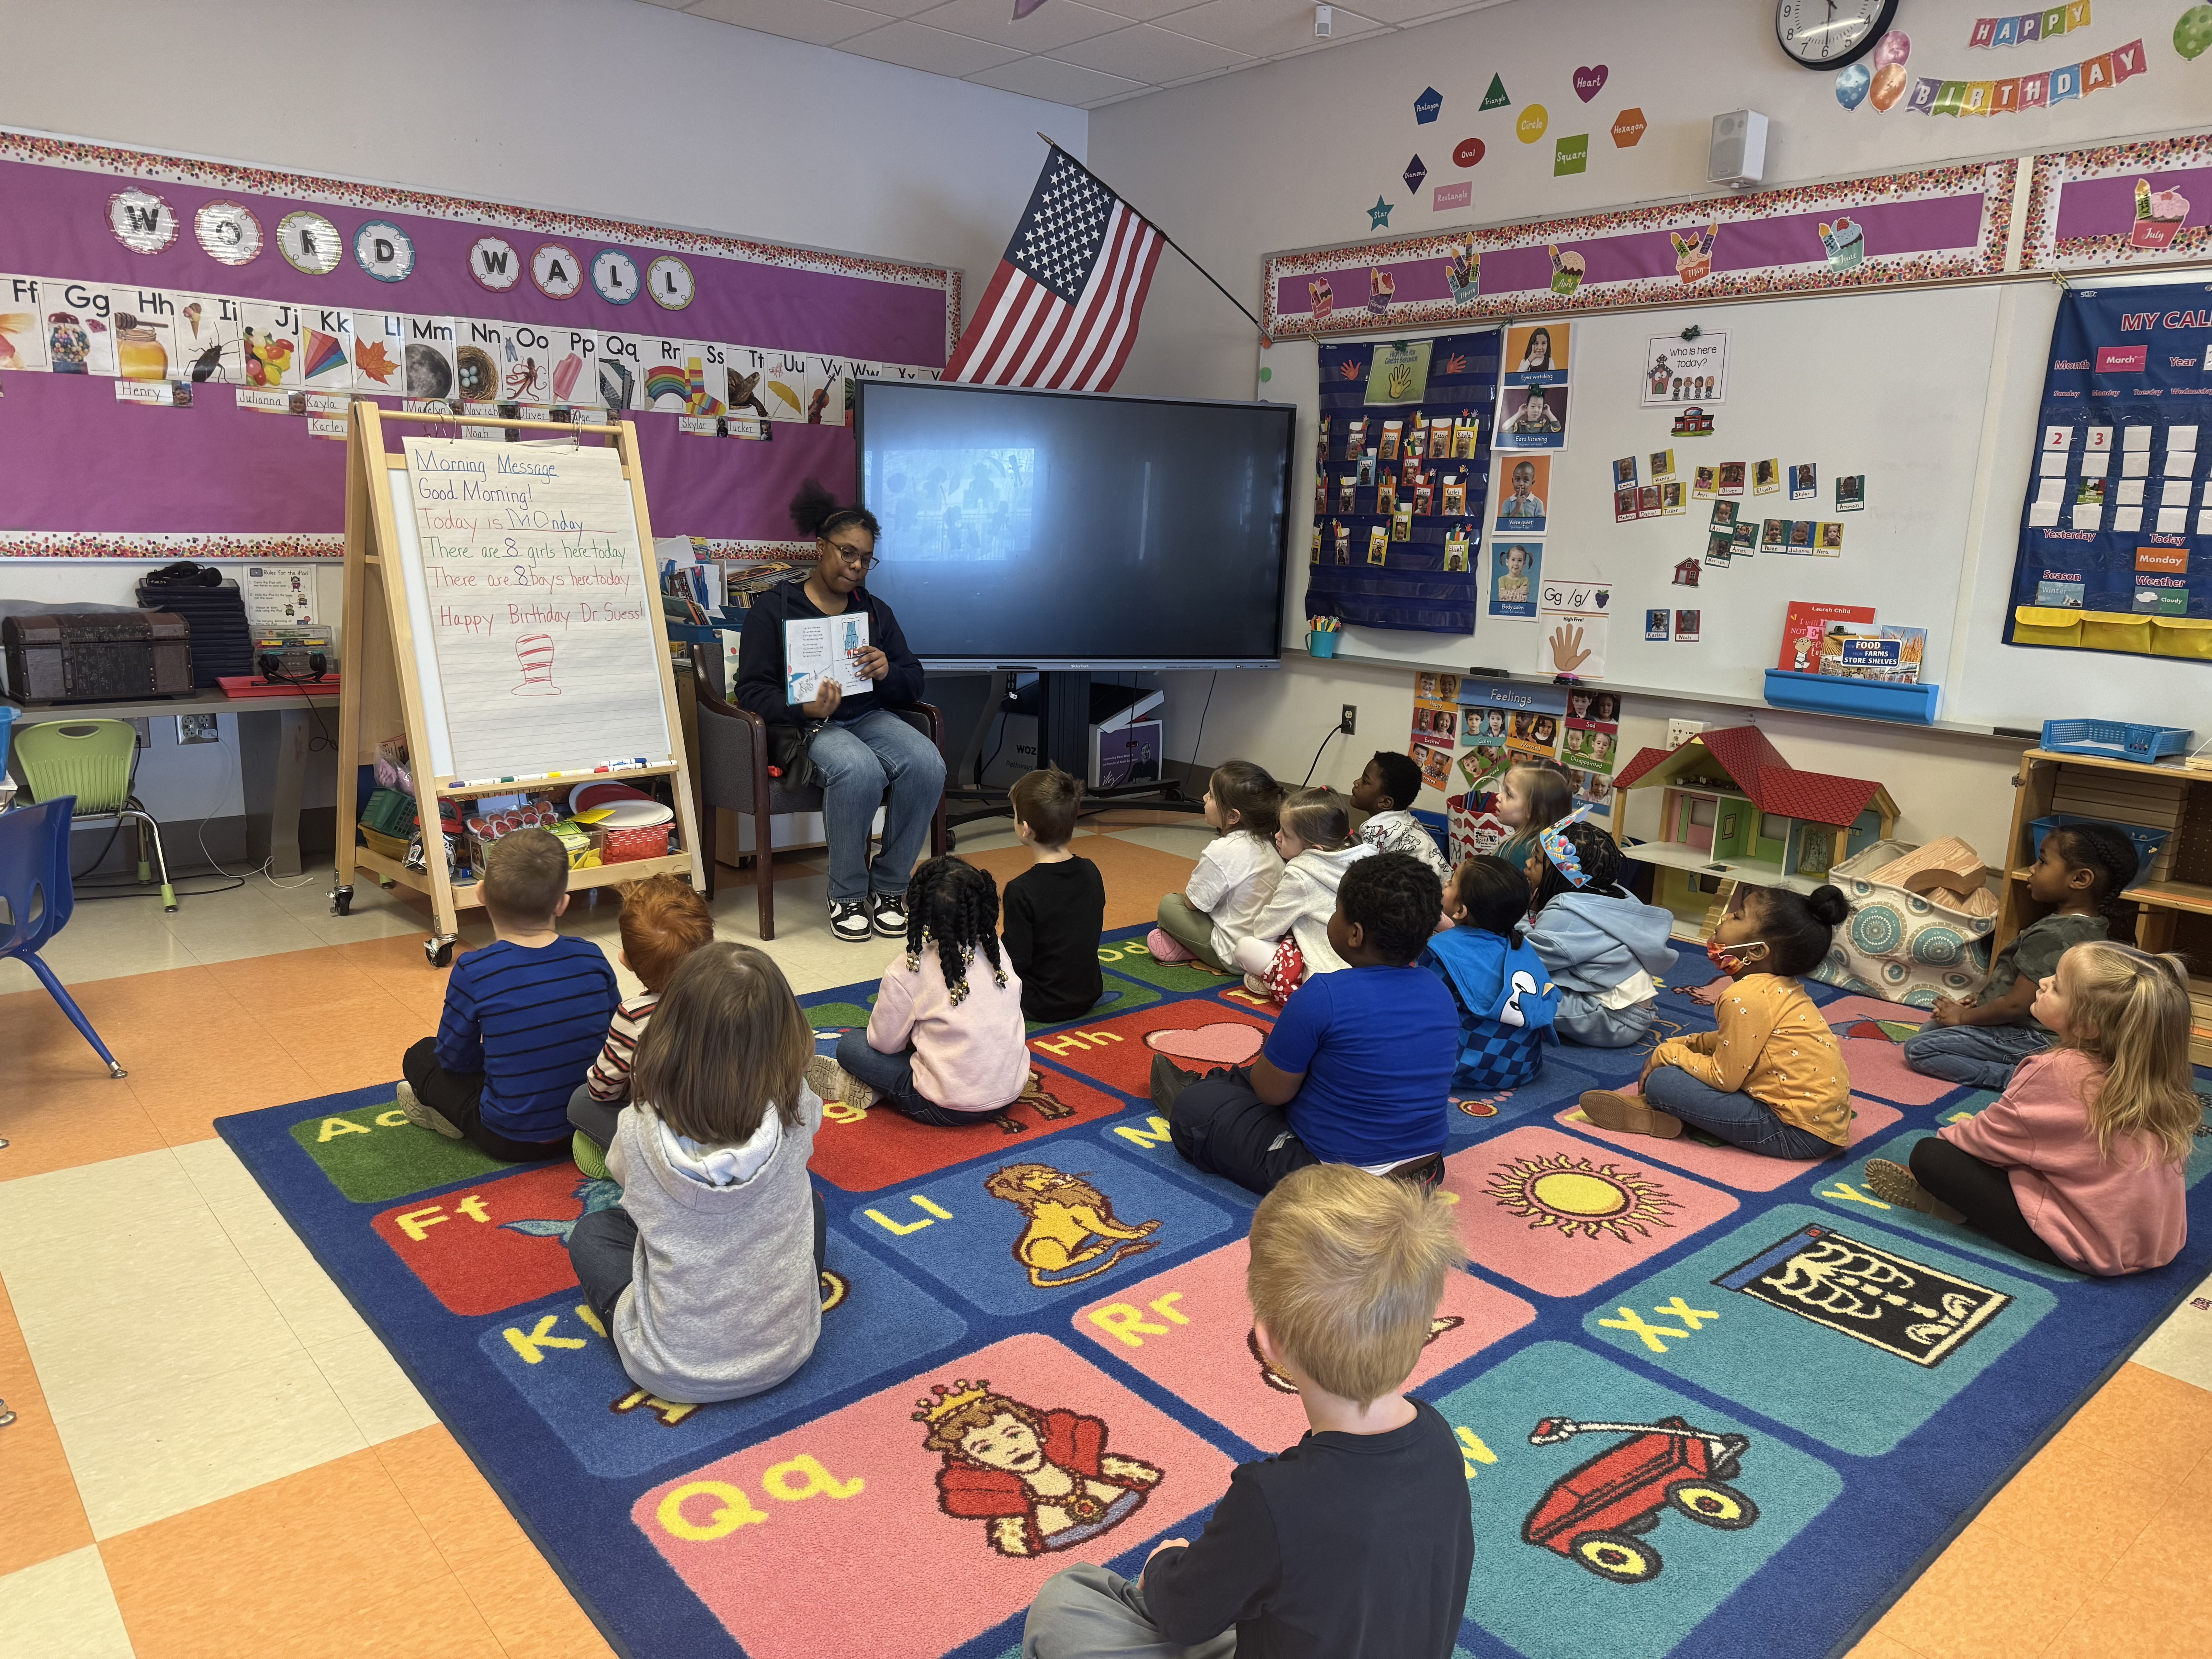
[1790,462,1818,500]
[1504,321,1568,385]
[1753,458,1781,496]
[1496,384,1567,449]
[1836,474,1866,511]
[1490,541,1540,617]
[1494,455,1549,531]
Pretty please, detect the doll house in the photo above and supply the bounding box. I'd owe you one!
[1615,726,1899,933]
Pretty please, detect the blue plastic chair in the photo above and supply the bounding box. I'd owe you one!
[0,797,126,1078]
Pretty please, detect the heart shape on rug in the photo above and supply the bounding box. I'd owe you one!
[1147,1023,1266,1066]
[1573,64,1607,102]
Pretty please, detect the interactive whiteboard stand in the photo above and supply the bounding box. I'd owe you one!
[330,403,702,967]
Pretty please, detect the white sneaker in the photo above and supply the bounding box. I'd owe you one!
[395,1080,463,1140]
[828,900,872,943]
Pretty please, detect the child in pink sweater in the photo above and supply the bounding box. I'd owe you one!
[1866,942,2198,1275]
[809,856,1030,1125]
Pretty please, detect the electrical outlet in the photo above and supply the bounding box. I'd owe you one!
[1340,705,1357,735]
[177,713,220,745]
[1666,718,1707,750]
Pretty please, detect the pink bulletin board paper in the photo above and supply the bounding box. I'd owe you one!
[2024,131,2212,271]
[0,130,954,557]
[632,1333,1236,1659]
[1264,160,2013,338]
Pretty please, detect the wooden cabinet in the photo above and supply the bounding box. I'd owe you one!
[1996,747,2212,1066]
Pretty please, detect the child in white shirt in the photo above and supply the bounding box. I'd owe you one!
[1350,751,1449,881]
[1230,787,1377,999]
[1152,760,1285,973]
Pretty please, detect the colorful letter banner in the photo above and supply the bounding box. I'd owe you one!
[2004,282,2212,662]
[2023,132,2212,271]
[0,128,955,560]
[1263,163,2013,338]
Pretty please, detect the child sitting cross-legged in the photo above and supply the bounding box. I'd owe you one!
[1866,941,2197,1274]
[1150,759,1285,972]
[1226,786,1376,1000]
[1421,854,1559,1094]
[1022,1164,1474,1659]
[1158,852,1457,1195]
[1901,822,2138,1090]
[1349,750,1451,881]
[1002,765,1107,1024]
[809,855,1031,1125]
[565,941,827,1403]
[568,873,716,1173]
[398,828,618,1160]
[1579,883,1853,1161]
[1521,814,1677,1048]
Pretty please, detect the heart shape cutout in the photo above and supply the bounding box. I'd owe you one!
[1572,64,1608,102]
[1146,1022,1266,1066]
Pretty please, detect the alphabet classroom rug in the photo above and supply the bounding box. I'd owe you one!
[217,927,2212,1659]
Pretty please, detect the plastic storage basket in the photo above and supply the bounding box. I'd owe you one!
[2039,720,2191,761]
[598,823,672,863]
[2027,814,2171,871]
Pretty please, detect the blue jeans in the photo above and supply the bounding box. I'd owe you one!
[1900,1023,2047,1091]
[809,708,946,904]
[834,1026,1000,1126]
[1643,1065,1841,1161]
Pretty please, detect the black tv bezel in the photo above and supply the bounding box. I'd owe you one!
[853,377,1293,672]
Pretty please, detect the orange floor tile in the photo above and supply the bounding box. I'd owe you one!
[0,1274,94,1578]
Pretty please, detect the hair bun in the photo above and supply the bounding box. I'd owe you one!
[788,477,840,538]
[1806,885,1850,928]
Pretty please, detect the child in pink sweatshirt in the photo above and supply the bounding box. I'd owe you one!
[809,856,1030,1126]
[1866,942,2198,1275]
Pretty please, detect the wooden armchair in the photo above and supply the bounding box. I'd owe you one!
[690,657,947,939]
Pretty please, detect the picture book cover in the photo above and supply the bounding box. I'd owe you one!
[1777,600,1875,674]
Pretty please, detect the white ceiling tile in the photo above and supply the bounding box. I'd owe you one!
[683,0,897,46]
[965,53,1148,104]
[1071,0,1207,20]
[632,0,692,9]
[1349,0,1502,22]
[912,0,1125,51]
[1052,22,1253,81]
[801,0,950,15]
[838,18,1027,73]
[1163,0,1385,56]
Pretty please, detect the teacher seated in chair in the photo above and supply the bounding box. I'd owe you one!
[736,479,946,943]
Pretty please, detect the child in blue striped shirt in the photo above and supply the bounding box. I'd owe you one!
[399,828,619,1160]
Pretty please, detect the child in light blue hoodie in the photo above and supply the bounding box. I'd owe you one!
[1520,816,1677,1048]
[1421,854,1559,1092]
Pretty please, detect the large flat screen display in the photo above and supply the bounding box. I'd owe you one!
[856,380,1292,668]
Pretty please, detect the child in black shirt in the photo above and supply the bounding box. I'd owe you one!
[1023,1164,1474,1659]
[1002,766,1105,1023]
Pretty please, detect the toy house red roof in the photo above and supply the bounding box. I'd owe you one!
[1613,726,1888,827]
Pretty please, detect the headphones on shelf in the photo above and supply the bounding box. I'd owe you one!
[144,560,225,587]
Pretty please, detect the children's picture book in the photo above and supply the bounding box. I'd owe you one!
[1824,624,1926,683]
[784,613,871,704]
[1777,600,1874,673]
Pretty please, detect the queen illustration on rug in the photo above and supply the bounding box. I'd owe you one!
[916,1378,1163,1557]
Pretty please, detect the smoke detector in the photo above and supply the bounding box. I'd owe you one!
[1315,6,1333,38]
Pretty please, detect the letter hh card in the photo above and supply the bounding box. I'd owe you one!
[634,1333,1238,1659]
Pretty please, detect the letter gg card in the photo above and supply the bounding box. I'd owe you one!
[635,1333,1237,1659]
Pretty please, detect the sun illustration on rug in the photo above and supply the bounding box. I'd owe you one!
[917,1378,1163,1558]
[1485,1152,1680,1241]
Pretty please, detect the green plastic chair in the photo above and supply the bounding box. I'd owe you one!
[9,718,176,910]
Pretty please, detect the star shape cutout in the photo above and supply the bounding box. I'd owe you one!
[1367,196,1394,229]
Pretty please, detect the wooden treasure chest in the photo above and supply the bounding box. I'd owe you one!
[1,609,194,702]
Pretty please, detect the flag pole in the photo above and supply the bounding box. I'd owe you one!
[1037,132,1273,350]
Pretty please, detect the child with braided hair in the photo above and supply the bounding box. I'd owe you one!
[1520,814,1677,1048]
[811,856,1030,1125]
[1902,822,2139,1090]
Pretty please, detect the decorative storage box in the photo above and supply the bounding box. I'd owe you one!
[464,801,562,876]
[596,823,672,864]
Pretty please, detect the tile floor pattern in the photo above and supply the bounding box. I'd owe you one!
[1,813,2207,1658]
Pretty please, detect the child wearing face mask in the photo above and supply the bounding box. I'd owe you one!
[1578,883,1853,1160]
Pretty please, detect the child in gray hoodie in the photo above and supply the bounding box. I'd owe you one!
[1520,815,1677,1047]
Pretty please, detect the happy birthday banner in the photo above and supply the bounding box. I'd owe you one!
[1830,11,2148,119]
[0,129,956,559]
[1264,163,2015,338]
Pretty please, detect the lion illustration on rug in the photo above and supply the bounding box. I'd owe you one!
[984,1163,1161,1289]
[916,1378,1163,1557]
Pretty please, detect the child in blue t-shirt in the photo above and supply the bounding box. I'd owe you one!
[1421,855,1558,1094]
[1158,852,1458,1195]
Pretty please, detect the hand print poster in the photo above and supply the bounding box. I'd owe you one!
[401,437,672,778]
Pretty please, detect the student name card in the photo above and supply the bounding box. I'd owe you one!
[402,438,672,778]
[783,613,872,704]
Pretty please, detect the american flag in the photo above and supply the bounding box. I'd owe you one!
[942,146,1163,392]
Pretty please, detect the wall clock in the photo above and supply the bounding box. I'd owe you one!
[1776,0,1899,69]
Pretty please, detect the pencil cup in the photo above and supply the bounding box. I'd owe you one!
[1307,630,1338,658]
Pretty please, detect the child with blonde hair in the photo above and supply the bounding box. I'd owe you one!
[569,874,716,1169]
[1492,759,1573,874]
[1867,941,2198,1274]
[1151,759,1285,972]
[1023,1164,1473,1659]
[1226,786,1376,1000]
[565,941,826,1404]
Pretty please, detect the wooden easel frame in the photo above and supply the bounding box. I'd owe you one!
[330,402,703,966]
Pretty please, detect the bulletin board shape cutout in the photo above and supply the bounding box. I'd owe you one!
[333,403,703,958]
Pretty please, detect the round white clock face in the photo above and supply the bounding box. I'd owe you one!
[1776,0,1895,67]
[532,242,584,299]
[647,255,696,311]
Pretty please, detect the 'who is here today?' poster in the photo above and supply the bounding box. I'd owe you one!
[2005,282,2212,662]
[403,438,673,778]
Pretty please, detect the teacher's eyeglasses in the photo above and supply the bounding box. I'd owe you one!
[825,539,878,572]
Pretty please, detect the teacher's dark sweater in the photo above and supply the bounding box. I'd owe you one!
[734,577,925,726]
[1140,1400,1474,1658]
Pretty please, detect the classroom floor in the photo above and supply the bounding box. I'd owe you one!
[2,814,2208,1659]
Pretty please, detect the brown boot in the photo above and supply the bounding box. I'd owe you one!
[1578,1089,1684,1139]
